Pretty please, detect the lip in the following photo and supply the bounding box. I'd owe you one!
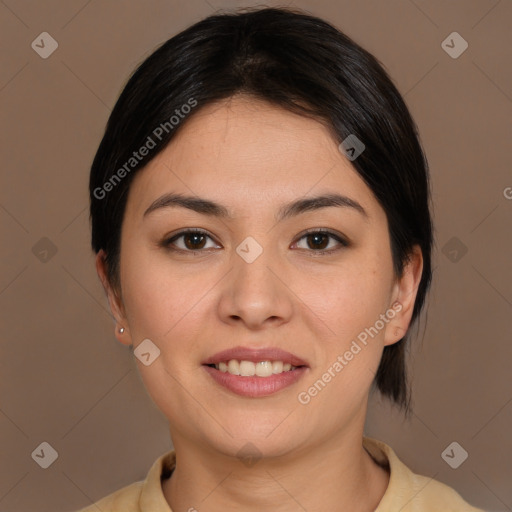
[202,365,309,398]
[201,346,309,367]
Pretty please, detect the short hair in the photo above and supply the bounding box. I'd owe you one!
[89,6,434,416]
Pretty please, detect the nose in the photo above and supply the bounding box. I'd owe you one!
[216,239,294,330]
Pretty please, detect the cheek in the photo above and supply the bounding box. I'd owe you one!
[119,251,208,415]
[297,260,388,335]
[297,263,391,389]
[120,248,187,337]
[121,248,214,365]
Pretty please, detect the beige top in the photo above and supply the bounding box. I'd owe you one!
[75,436,485,511]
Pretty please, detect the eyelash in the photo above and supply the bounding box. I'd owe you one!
[161,228,350,256]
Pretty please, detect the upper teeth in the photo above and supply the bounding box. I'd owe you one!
[215,360,298,377]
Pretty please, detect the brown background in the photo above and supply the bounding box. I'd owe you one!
[1,1,511,511]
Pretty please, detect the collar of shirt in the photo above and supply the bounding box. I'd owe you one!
[132,436,483,512]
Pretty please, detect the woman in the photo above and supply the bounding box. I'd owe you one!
[80,6,484,511]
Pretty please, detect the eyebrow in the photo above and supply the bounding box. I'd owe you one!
[143,192,368,222]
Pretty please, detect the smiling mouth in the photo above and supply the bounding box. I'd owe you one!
[204,360,305,377]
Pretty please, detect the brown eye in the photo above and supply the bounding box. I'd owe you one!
[163,229,218,252]
[305,233,329,250]
[182,232,207,250]
[294,230,349,254]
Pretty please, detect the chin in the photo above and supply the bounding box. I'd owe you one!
[210,431,300,462]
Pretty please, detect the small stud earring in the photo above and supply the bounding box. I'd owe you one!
[119,327,125,334]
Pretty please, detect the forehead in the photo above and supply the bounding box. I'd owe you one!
[167,96,338,165]
[124,96,381,224]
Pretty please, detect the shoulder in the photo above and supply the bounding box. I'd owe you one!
[74,481,144,512]
[407,471,485,511]
[363,436,485,512]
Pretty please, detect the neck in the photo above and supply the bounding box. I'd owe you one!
[162,429,389,512]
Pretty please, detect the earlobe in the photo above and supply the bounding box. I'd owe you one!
[95,250,132,347]
[383,302,406,347]
[115,324,133,347]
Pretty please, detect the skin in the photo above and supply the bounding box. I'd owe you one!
[96,95,423,512]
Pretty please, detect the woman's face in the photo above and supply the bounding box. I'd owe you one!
[97,96,422,458]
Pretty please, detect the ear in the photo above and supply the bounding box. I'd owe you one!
[383,245,424,347]
[95,249,132,347]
